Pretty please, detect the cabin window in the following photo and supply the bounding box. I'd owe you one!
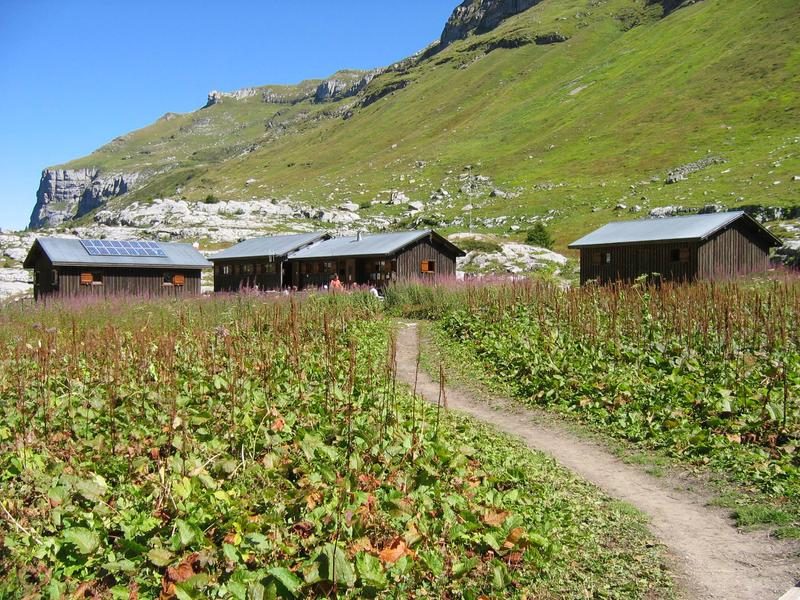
[51,269,59,287]
[591,251,602,266]
[80,272,103,286]
[33,271,40,285]
[164,272,186,286]
[421,260,436,273]
[263,262,277,274]
[605,252,612,265]
[243,263,254,275]
[222,264,232,276]
[670,247,690,263]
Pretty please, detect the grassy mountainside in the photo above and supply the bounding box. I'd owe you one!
[53,0,800,251]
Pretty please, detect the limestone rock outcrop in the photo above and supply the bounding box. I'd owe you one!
[439,0,544,49]
[29,168,140,229]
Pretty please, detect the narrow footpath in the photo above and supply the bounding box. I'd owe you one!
[394,321,799,600]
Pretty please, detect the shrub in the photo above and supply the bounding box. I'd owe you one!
[204,194,220,204]
[526,223,554,249]
[458,238,502,254]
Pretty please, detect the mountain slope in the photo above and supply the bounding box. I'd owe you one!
[31,0,800,251]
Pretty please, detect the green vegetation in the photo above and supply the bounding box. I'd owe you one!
[386,280,800,524]
[525,223,554,249]
[53,0,799,252]
[0,294,672,598]
[454,238,503,254]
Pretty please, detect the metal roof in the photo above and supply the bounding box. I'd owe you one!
[210,233,328,262]
[288,230,464,260]
[23,237,212,269]
[568,211,781,248]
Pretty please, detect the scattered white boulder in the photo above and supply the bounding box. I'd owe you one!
[450,233,568,279]
[339,201,360,213]
[0,268,32,300]
[390,190,410,205]
[649,206,685,218]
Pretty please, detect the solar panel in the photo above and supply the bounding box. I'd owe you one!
[80,239,167,258]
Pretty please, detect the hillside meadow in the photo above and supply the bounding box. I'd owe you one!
[53,0,799,251]
[0,293,672,599]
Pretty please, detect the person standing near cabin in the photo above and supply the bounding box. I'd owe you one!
[330,273,343,291]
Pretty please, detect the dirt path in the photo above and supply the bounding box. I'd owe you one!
[395,321,799,600]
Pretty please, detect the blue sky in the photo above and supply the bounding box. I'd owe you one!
[0,0,456,230]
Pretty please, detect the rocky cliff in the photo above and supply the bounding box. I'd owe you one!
[439,0,544,48]
[29,169,140,229]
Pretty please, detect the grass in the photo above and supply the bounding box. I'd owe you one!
[46,0,799,254]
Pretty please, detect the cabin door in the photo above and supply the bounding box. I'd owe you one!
[345,260,356,286]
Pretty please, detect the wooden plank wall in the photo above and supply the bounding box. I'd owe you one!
[697,223,770,279]
[213,264,282,291]
[579,243,698,284]
[397,239,457,280]
[38,265,202,300]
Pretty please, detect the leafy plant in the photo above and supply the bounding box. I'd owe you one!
[0,293,672,598]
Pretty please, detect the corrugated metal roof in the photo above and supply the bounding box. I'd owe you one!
[24,237,212,269]
[569,211,763,248]
[210,233,328,261]
[289,230,436,259]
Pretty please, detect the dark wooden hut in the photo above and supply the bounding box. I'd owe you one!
[569,211,782,285]
[209,233,329,292]
[287,229,465,289]
[23,237,211,301]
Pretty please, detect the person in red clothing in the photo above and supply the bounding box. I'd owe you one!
[330,273,343,291]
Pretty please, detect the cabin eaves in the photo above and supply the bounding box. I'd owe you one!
[210,233,329,262]
[288,230,465,260]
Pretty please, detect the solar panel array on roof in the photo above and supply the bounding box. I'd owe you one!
[80,239,167,258]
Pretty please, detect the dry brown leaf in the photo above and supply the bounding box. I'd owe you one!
[305,491,322,510]
[72,582,94,599]
[379,538,409,564]
[160,553,201,600]
[350,537,374,554]
[503,527,526,549]
[481,509,509,527]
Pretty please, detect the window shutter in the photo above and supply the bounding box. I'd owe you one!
[173,274,186,286]
[680,247,690,263]
[80,272,93,285]
[591,252,602,266]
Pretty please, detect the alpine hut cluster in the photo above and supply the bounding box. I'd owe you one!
[22,212,782,300]
[569,211,781,284]
[23,229,466,300]
[211,229,464,291]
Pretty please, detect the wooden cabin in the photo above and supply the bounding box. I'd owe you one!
[569,211,782,285]
[23,237,212,301]
[210,233,328,292]
[287,230,465,289]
